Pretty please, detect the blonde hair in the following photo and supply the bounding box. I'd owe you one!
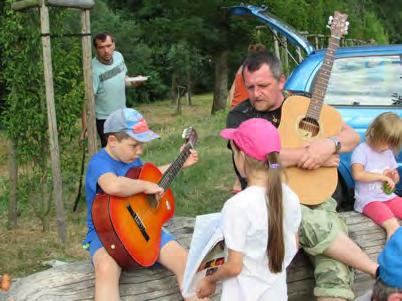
[233,143,284,273]
[365,112,402,153]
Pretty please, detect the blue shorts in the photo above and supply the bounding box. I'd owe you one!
[85,228,176,259]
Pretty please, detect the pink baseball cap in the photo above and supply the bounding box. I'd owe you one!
[220,118,281,161]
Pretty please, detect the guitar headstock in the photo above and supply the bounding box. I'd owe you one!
[328,11,349,38]
[182,127,198,148]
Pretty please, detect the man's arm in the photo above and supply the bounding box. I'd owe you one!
[280,121,359,170]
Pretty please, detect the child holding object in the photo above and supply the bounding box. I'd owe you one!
[196,118,301,301]
[351,112,402,239]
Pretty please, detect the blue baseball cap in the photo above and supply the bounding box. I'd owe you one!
[104,108,159,142]
[378,227,402,289]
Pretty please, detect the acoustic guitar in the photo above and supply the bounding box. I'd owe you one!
[92,128,198,269]
[278,12,349,205]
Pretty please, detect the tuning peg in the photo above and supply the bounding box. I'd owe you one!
[326,24,331,29]
[328,16,333,24]
[346,21,349,26]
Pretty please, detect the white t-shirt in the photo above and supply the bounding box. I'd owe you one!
[220,185,301,301]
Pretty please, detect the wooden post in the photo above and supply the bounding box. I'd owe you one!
[81,9,97,155]
[40,1,67,243]
[296,46,303,63]
[282,36,289,75]
[273,29,280,60]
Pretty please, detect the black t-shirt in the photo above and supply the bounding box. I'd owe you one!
[226,99,283,129]
[226,99,284,190]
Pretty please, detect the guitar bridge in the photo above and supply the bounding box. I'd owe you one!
[126,205,150,242]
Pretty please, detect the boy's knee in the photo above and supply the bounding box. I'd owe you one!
[93,248,121,276]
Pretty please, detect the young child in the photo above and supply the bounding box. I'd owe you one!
[196,118,301,301]
[83,108,199,301]
[351,112,402,239]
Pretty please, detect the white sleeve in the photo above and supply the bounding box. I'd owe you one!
[222,200,249,253]
[284,186,302,234]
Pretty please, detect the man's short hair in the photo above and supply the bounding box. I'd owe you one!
[242,44,282,81]
[93,32,114,48]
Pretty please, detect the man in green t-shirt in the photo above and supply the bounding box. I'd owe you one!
[81,32,146,147]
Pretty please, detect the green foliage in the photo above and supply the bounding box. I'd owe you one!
[0,2,84,227]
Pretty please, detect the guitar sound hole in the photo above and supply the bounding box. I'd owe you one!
[147,195,159,209]
[298,118,319,138]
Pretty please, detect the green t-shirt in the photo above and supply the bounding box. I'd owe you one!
[92,51,127,119]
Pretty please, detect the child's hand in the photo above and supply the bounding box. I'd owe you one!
[183,149,199,168]
[143,181,164,196]
[383,176,395,190]
[196,277,216,298]
[384,169,399,183]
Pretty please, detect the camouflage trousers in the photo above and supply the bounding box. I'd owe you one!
[299,198,355,300]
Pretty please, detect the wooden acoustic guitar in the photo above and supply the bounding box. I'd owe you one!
[278,12,349,205]
[92,128,198,269]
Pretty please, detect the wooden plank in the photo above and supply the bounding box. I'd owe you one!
[46,0,95,9]
[80,9,97,156]
[39,1,67,243]
[11,0,41,11]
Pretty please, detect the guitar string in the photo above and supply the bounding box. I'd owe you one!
[136,144,193,221]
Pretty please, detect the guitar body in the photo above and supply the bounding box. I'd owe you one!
[278,95,343,205]
[92,162,175,269]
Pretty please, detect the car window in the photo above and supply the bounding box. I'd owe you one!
[320,55,402,106]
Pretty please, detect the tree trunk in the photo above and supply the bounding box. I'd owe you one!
[171,71,178,105]
[186,70,192,106]
[211,50,228,114]
[7,138,18,229]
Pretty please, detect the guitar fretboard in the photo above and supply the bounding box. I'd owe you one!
[307,36,340,120]
[158,143,192,190]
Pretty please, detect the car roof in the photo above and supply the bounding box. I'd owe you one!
[285,44,402,92]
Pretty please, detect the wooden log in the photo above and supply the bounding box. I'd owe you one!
[12,0,94,11]
[2,213,388,301]
[46,0,95,9]
[11,0,41,11]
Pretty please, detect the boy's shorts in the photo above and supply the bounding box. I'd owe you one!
[299,198,355,301]
[86,227,175,259]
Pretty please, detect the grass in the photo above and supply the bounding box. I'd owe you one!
[0,94,235,278]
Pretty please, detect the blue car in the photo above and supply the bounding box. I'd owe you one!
[230,5,402,206]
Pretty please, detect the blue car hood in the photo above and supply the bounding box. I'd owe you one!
[229,5,315,55]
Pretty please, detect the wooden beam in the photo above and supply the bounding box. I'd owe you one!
[81,9,97,155]
[46,0,95,9]
[39,0,67,243]
[11,0,41,11]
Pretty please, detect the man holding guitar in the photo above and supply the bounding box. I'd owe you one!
[83,108,201,301]
[226,47,378,300]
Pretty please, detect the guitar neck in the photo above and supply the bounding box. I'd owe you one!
[158,143,192,190]
[307,36,340,119]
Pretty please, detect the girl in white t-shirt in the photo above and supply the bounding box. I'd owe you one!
[351,112,402,239]
[196,118,301,301]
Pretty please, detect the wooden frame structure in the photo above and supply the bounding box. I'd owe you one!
[12,0,97,243]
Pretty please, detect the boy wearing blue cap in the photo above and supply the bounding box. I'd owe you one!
[356,227,402,301]
[82,108,200,301]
